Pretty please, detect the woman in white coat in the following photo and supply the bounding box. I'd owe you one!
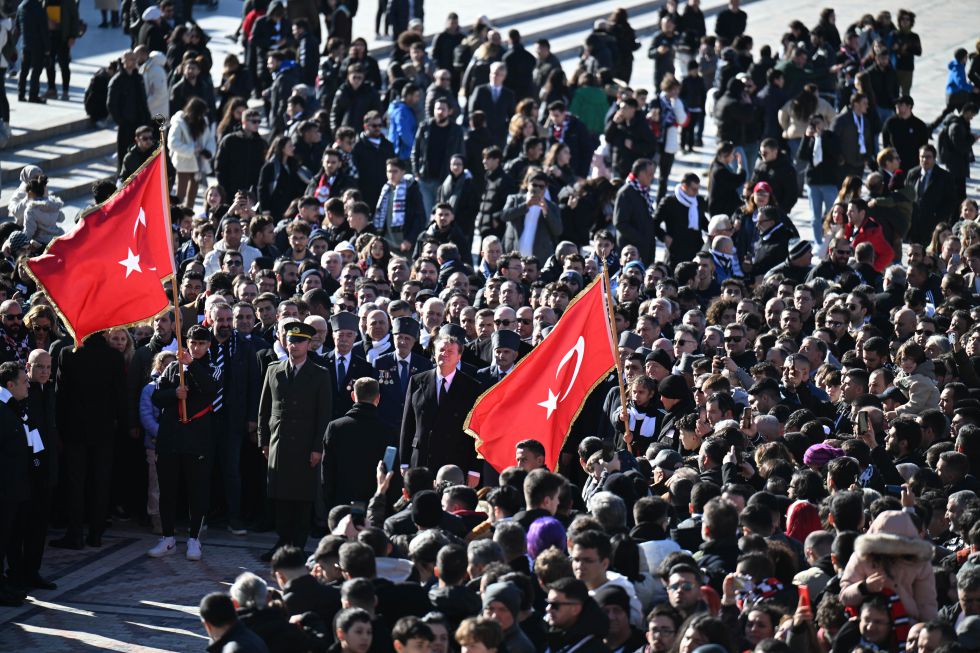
[167,97,215,208]
[655,74,687,201]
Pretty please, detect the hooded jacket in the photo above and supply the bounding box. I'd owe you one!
[9,165,43,226]
[545,596,609,653]
[141,51,170,119]
[23,195,65,245]
[894,360,940,416]
[839,510,937,620]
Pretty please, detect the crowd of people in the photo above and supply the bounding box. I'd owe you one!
[1,0,980,652]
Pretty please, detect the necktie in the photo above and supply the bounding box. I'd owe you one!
[212,342,225,412]
[338,356,347,383]
[399,360,409,390]
[492,86,499,102]
[439,378,448,404]
[287,364,295,383]
[919,171,930,195]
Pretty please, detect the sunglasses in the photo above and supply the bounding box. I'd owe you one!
[724,336,742,343]
[494,319,514,326]
[517,318,532,325]
[915,329,934,335]
[32,324,51,332]
[2,313,23,321]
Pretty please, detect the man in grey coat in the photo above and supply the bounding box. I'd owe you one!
[501,171,562,262]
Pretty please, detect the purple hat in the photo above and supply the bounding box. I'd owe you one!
[527,516,566,560]
[803,443,844,468]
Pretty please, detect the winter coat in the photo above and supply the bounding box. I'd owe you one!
[107,68,151,127]
[476,167,517,238]
[839,510,937,621]
[569,85,611,135]
[152,358,217,456]
[330,81,383,134]
[351,133,396,208]
[22,195,65,245]
[9,165,43,226]
[215,130,268,196]
[843,216,894,273]
[501,193,562,262]
[946,59,973,96]
[167,110,216,174]
[412,120,465,182]
[894,360,940,416]
[938,112,976,179]
[436,171,481,239]
[16,0,49,52]
[713,78,754,145]
[258,158,305,218]
[543,596,609,653]
[141,51,170,119]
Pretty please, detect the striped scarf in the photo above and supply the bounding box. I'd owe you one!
[375,177,410,230]
[736,577,784,610]
[627,172,654,217]
[844,586,909,652]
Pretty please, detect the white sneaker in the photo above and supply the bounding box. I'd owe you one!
[147,536,176,558]
[227,524,247,536]
[186,538,202,561]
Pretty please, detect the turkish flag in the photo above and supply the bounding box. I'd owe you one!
[465,276,618,472]
[26,150,176,346]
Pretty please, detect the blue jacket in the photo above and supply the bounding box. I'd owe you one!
[946,59,973,96]
[388,99,417,160]
[140,378,161,448]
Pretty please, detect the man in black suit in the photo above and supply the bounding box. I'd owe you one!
[905,144,957,245]
[467,62,516,149]
[258,322,332,554]
[613,158,657,265]
[400,334,483,477]
[0,362,33,606]
[353,308,394,365]
[325,312,376,420]
[475,330,520,387]
[374,317,433,430]
[322,378,395,509]
[271,545,340,627]
[207,303,260,537]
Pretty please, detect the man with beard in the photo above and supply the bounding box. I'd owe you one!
[128,310,178,433]
[0,300,31,364]
[543,577,609,653]
[207,303,260,536]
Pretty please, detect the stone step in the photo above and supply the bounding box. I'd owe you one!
[2,127,118,183]
[0,158,117,216]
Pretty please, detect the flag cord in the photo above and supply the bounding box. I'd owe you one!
[158,121,188,423]
[600,261,633,453]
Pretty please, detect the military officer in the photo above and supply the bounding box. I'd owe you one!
[257,322,332,558]
[324,312,375,419]
[475,330,521,386]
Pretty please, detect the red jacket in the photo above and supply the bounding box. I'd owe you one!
[844,216,894,272]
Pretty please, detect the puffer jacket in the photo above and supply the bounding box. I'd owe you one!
[839,510,937,620]
[9,165,43,226]
[141,51,170,119]
[22,196,65,245]
[894,360,940,415]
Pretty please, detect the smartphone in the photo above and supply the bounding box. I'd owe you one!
[884,484,903,497]
[857,411,870,434]
[741,408,753,429]
[734,573,753,593]
[350,501,366,527]
[715,346,726,358]
[798,585,811,608]
[950,332,959,346]
[382,446,397,473]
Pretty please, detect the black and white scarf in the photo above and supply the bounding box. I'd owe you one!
[375,176,411,230]
[627,172,654,217]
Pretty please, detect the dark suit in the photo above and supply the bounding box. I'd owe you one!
[905,165,957,245]
[258,358,332,548]
[0,394,32,580]
[467,84,516,148]
[374,352,434,430]
[399,369,483,475]
[831,108,874,178]
[614,183,656,264]
[281,573,341,628]
[325,350,377,419]
[322,402,396,508]
[475,365,510,387]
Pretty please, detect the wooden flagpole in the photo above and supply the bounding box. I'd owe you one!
[158,119,188,423]
[600,261,633,452]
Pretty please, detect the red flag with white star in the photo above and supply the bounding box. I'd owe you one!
[465,276,618,472]
[26,149,175,346]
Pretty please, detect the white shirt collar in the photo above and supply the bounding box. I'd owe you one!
[396,352,412,364]
[0,387,11,404]
[437,368,457,387]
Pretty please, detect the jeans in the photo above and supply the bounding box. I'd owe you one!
[418,178,440,217]
[805,183,838,244]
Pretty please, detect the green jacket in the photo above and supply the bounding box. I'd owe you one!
[569,86,611,135]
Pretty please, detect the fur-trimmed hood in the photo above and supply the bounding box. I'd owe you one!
[855,510,933,562]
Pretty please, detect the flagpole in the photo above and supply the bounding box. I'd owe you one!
[600,261,633,453]
[157,118,188,423]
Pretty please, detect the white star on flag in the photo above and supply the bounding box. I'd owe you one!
[538,388,559,419]
[119,248,142,277]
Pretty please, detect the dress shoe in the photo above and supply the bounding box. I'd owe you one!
[27,96,47,104]
[86,533,103,548]
[14,574,56,590]
[43,87,56,99]
[49,534,85,550]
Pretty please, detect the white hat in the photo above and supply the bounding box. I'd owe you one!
[335,241,356,254]
[141,5,162,21]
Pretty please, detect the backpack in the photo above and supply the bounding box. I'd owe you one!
[84,67,111,122]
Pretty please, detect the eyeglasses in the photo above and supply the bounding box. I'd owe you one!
[668,582,695,591]
[915,329,934,335]
[494,319,514,326]
[2,313,23,321]
[724,336,742,343]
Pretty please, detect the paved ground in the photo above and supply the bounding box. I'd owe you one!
[0,0,978,650]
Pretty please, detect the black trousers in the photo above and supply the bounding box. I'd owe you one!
[274,499,311,550]
[111,428,147,519]
[117,122,138,173]
[62,441,113,539]
[0,71,9,122]
[157,451,211,539]
[45,30,70,93]
[657,151,675,202]
[7,459,52,579]
[18,47,45,100]
[0,499,24,582]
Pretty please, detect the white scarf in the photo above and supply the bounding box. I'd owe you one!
[812,133,823,167]
[627,405,657,438]
[674,185,699,230]
[375,176,412,230]
[0,387,43,453]
[853,112,866,154]
[367,334,391,365]
[273,341,289,360]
